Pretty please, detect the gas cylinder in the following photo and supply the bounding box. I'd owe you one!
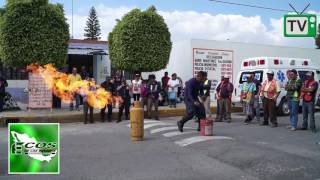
[130,101,144,141]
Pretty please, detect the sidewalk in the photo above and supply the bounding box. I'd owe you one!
[0,101,242,126]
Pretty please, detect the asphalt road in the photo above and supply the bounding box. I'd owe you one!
[0,113,320,180]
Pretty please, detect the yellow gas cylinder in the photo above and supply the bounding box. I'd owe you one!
[130,101,144,141]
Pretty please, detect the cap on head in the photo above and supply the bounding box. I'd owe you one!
[267,70,274,75]
[290,69,297,75]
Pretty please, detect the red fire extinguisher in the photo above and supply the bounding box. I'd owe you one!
[200,118,214,136]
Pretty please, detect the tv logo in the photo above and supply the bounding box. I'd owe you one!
[284,14,317,37]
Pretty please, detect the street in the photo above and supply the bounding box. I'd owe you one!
[0,113,320,180]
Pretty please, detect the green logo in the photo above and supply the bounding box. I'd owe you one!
[284,14,317,37]
[8,123,60,174]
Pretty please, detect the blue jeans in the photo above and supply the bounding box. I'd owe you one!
[253,97,260,121]
[70,93,80,109]
[302,101,316,130]
[288,100,299,128]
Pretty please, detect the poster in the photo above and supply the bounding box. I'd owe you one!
[28,73,52,109]
[193,48,233,99]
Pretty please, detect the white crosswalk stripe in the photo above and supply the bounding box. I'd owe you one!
[175,136,234,147]
[144,122,172,129]
[162,131,196,137]
[150,126,194,134]
[125,120,234,147]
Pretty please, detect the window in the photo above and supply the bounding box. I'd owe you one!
[239,71,263,83]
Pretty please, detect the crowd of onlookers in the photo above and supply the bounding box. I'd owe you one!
[0,65,318,133]
[240,69,318,133]
[67,67,184,124]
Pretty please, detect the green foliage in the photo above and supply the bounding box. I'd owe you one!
[316,24,320,49]
[84,6,101,40]
[108,6,172,72]
[0,0,69,68]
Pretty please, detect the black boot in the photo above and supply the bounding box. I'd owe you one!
[177,121,184,132]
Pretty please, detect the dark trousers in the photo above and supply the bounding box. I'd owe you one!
[133,94,140,101]
[119,101,130,120]
[101,104,112,121]
[83,102,94,123]
[218,98,231,121]
[179,100,206,128]
[0,95,4,112]
[262,98,277,125]
[302,101,316,130]
[147,98,159,119]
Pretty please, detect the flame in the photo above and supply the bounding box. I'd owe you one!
[27,64,123,109]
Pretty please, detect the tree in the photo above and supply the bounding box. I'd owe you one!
[108,6,172,72]
[0,0,69,68]
[84,7,101,40]
[316,24,320,49]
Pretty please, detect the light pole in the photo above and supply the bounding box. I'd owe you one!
[71,0,74,39]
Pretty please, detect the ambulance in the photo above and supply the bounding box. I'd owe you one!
[233,57,320,116]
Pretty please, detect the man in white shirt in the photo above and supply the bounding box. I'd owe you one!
[168,73,180,108]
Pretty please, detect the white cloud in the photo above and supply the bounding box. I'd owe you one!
[66,5,319,49]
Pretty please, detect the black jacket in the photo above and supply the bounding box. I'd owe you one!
[0,76,8,96]
[101,81,115,95]
[116,85,131,101]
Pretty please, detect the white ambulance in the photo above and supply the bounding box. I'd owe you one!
[233,57,320,115]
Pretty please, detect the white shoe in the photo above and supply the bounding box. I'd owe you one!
[290,127,296,131]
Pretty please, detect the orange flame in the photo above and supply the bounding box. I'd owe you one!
[27,64,123,109]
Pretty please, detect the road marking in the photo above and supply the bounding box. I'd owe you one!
[144,122,171,129]
[175,136,234,147]
[144,120,161,124]
[162,131,196,137]
[150,126,193,134]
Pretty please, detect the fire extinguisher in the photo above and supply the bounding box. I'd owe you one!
[200,118,214,136]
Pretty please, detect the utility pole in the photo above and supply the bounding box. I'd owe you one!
[71,0,74,39]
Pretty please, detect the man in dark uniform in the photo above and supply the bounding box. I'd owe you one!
[116,79,131,123]
[0,73,8,112]
[177,71,206,132]
[101,76,115,122]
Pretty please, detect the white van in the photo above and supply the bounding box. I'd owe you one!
[233,57,320,115]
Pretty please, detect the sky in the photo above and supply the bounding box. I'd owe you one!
[0,0,319,48]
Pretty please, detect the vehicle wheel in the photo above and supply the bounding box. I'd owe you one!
[278,99,290,116]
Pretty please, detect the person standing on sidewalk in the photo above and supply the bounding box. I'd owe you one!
[131,74,142,102]
[199,72,212,117]
[177,71,206,132]
[252,76,262,122]
[116,79,131,123]
[285,69,302,131]
[177,75,183,102]
[260,70,280,127]
[101,77,115,122]
[216,76,234,123]
[301,71,318,133]
[215,76,224,121]
[161,72,170,105]
[0,73,8,112]
[168,73,180,108]
[81,77,96,124]
[241,73,256,125]
[147,74,161,120]
[68,67,81,111]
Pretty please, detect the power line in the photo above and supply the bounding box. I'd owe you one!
[209,0,292,13]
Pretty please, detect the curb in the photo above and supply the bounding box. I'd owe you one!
[0,106,242,126]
